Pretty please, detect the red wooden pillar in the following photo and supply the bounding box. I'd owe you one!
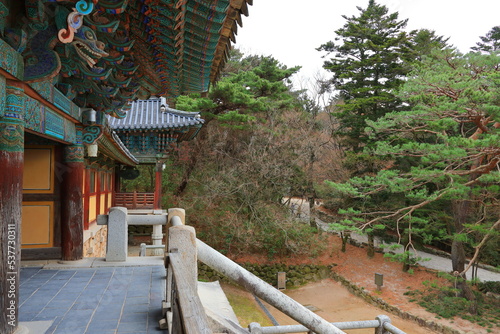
[154,161,163,210]
[83,167,90,229]
[113,165,120,207]
[0,82,25,334]
[61,144,84,260]
[96,170,101,218]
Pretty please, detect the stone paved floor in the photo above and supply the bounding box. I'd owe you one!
[19,266,166,334]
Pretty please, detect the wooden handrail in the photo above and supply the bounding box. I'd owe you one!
[114,192,154,209]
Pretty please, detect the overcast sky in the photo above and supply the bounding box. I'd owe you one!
[236,0,500,90]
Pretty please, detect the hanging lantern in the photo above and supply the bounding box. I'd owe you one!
[87,143,98,157]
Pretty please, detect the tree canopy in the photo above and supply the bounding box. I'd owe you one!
[163,50,326,257]
[471,25,500,53]
[317,0,412,151]
[327,48,500,280]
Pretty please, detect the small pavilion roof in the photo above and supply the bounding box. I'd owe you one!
[102,130,140,165]
[108,97,204,131]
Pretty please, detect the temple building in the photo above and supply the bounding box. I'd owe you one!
[0,1,251,333]
[109,96,204,210]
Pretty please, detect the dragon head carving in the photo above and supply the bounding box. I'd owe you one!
[71,26,108,67]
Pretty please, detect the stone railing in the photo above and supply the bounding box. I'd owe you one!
[160,209,213,333]
[98,207,408,334]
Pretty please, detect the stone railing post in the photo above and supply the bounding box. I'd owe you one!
[248,323,263,334]
[165,208,185,259]
[151,224,164,256]
[106,207,128,261]
[375,315,391,334]
[168,208,185,225]
[168,224,197,289]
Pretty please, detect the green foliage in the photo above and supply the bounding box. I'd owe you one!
[383,248,427,268]
[419,295,472,319]
[409,280,500,328]
[325,48,500,272]
[406,28,450,62]
[209,54,301,115]
[175,94,217,112]
[174,50,301,120]
[168,51,327,257]
[216,110,257,130]
[209,77,265,113]
[328,221,361,234]
[318,0,413,150]
[478,281,500,295]
[471,25,500,53]
[121,165,155,192]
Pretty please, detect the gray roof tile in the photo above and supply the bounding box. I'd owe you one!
[107,98,204,131]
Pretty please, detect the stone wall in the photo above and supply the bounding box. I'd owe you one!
[198,262,332,289]
[83,225,107,258]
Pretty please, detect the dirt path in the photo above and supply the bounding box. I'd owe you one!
[288,196,500,282]
[261,279,433,334]
[229,234,491,334]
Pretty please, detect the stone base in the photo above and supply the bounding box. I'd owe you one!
[83,225,107,258]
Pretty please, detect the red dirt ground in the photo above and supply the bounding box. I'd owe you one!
[228,234,489,334]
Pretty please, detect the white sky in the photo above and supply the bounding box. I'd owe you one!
[236,0,500,92]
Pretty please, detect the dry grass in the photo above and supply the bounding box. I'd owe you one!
[221,282,274,328]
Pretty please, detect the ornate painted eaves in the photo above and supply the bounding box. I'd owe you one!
[1,0,251,127]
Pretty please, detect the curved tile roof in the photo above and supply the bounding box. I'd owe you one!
[107,97,204,131]
[98,130,140,165]
[126,0,253,97]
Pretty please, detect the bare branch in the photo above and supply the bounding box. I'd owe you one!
[461,217,500,276]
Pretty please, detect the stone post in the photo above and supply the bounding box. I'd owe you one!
[375,315,391,334]
[168,225,197,289]
[0,81,25,334]
[151,224,164,256]
[166,208,185,260]
[248,323,263,334]
[106,207,128,262]
[167,208,185,226]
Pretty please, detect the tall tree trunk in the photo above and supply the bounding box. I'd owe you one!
[307,148,317,230]
[451,200,478,314]
[401,233,410,272]
[402,252,411,272]
[174,134,206,197]
[367,233,375,258]
[340,232,349,253]
[308,196,317,229]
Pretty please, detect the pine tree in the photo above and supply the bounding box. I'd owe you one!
[317,0,411,152]
[406,28,450,62]
[327,49,500,308]
[471,26,500,53]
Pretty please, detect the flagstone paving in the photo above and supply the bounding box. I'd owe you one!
[19,266,166,334]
